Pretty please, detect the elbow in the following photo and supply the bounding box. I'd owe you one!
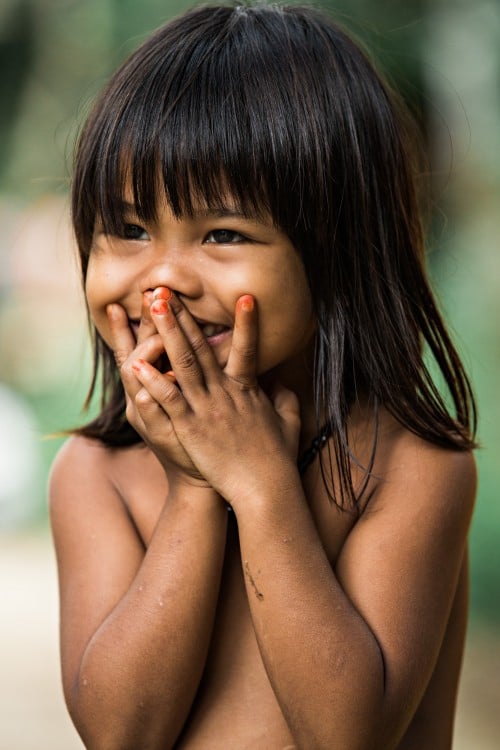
[72,720,177,750]
[66,680,177,750]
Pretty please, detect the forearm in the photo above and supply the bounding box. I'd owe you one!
[232,474,385,750]
[71,483,227,750]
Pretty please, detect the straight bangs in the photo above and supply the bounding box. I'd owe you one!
[73,4,315,272]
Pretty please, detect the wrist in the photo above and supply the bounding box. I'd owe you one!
[227,458,303,516]
[166,473,222,508]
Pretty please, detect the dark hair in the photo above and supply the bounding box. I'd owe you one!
[71,2,476,506]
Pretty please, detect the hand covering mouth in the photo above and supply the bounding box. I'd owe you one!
[130,314,230,337]
[128,318,171,373]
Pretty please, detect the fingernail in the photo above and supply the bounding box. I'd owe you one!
[106,303,120,320]
[150,299,170,315]
[132,358,146,372]
[238,295,254,312]
[153,286,172,301]
[143,290,153,303]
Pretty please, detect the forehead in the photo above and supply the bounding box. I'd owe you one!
[115,163,270,223]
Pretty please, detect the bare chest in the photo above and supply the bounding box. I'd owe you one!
[111,448,359,746]
[110,446,465,749]
[107,434,466,750]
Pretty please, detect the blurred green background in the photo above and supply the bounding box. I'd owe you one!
[0,1,499,748]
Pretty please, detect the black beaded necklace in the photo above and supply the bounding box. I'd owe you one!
[297,422,332,475]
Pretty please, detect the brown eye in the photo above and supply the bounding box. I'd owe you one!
[204,229,245,244]
[122,224,149,240]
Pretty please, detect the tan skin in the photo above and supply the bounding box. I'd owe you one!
[50,200,476,750]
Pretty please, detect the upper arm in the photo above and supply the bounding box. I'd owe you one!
[49,437,145,700]
[335,436,476,742]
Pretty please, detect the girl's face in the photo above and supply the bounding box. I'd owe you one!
[86,192,316,386]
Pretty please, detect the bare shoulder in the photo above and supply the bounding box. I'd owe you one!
[367,411,477,521]
[49,434,159,562]
[49,435,130,548]
[50,433,113,481]
[343,401,477,529]
[49,434,158,508]
[49,435,117,515]
[49,434,166,552]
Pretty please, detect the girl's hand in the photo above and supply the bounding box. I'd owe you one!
[131,290,302,507]
[106,292,208,486]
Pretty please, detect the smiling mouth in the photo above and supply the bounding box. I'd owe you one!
[192,319,232,346]
[199,323,230,339]
[129,318,231,350]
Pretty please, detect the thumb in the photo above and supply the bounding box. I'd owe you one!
[269,382,301,457]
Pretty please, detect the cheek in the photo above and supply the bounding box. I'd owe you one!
[85,275,105,322]
[84,266,115,344]
[257,270,315,362]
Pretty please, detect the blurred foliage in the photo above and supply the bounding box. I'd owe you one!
[0,0,499,624]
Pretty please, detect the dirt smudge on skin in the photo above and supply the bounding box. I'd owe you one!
[244,560,264,601]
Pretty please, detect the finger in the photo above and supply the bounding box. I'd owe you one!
[270,382,301,457]
[224,295,258,387]
[107,303,136,369]
[120,333,166,396]
[166,292,221,384]
[150,295,207,394]
[134,384,172,428]
[132,358,189,420]
[123,381,172,445]
[136,291,157,345]
[124,389,148,434]
[152,286,171,301]
[271,382,301,424]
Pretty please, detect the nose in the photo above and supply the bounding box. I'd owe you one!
[141,246,203,299]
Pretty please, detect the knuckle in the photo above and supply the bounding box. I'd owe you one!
[236,375,257,389]
[189,333,207,355]
[135,388,154,407]
[176,348,198,371]
[158,380,178,404]
[135,389,159,415]
[234,335,255,359]
[125,401,137,424]
[114,348,129,370]
[234,342,257,362]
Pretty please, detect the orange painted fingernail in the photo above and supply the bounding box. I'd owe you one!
[152,286,171,301]
[150,299,170,315]
[132,358,146,371]
[238,295,254,312]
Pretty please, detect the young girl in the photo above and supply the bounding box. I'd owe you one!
[49,4,477,749]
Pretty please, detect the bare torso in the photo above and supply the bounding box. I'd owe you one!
[105,424,468,750]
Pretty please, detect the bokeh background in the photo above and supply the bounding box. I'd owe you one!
[0,0,499,748]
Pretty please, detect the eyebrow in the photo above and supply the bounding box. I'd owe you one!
[114,199,265,223]
[197,207,260,220]
[113,199,139,215]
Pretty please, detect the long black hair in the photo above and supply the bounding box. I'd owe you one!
[71,2,476,506]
